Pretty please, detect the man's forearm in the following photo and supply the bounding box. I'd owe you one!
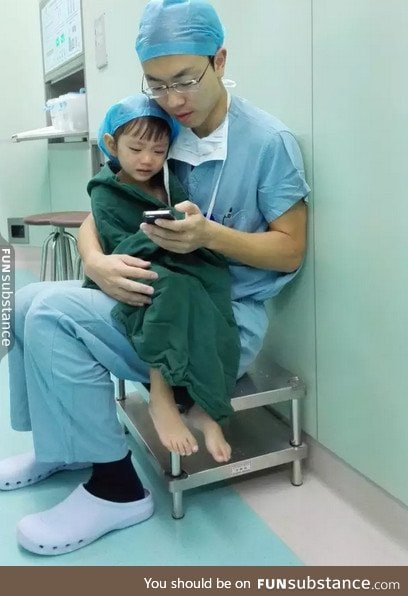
[77,214,103,264]
[205,222,304,272]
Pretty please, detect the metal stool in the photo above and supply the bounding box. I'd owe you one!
[24,211,89,281]
[116,349,307,519]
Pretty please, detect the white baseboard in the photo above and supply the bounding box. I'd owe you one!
[305,433,408,548]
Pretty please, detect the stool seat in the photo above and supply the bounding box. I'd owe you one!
[23,213,53,225]
[24,211,89,227]
[49,211,90,228]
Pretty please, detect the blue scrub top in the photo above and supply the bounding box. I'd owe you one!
[169,95,311,302]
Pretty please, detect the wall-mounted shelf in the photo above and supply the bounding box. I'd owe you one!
[12,1,88,147]
[12,126,88,143]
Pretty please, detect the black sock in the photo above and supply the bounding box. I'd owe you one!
[84,451,145,503]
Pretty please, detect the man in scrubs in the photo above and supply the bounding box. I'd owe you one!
[0,0,310,555]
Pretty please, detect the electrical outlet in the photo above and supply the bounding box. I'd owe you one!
[7,218,29,244]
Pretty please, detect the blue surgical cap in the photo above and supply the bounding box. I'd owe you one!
[98,94,180,161]
[135,0,224,63]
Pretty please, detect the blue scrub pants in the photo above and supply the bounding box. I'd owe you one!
[8,281,268,464]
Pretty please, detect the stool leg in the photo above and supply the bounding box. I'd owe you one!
[50,232,59,281]
[117,379,126,401]
[56,233,65,280]
[65,232,78,279]
[290,398,303,486]
[62,233,74,280]
[40,231,55,281]
[65,231,78,246]
[75,255,83,280]
[116,380,129,434]
[65,232,80,280]
[55,228,69,280]
[170,452,184,519]
[292,460,302,486]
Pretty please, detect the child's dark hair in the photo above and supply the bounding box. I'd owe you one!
[113,116,171,144]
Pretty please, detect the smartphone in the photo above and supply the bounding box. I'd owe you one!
[142,209,176,224]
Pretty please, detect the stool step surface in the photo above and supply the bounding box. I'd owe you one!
[117,392,307,491]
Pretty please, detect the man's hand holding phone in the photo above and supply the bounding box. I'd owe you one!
[140,201,212,254]
[142,209,176,224]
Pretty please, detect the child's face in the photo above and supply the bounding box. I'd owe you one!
[110,130,169,185]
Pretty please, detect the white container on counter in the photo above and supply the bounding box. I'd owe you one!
[63,92,88,131]
[45,91,87,132]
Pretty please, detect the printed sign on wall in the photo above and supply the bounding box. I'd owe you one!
[41,0,83,75]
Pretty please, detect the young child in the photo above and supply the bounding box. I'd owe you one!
[85,94,241,463]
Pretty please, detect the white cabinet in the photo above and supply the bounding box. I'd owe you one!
[13,0,88,144]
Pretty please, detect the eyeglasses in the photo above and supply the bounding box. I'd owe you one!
[142,61,211,99]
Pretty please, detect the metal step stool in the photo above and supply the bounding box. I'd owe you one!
[116,345,307,519]
[23,211,89,281]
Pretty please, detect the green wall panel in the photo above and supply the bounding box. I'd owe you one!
[313,0,408,504]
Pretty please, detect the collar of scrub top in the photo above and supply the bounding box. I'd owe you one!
[168,92,231,166]
[168,93,231,220]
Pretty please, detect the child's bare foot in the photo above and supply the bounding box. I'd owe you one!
[148,370,198,456]
[186,404,231,463]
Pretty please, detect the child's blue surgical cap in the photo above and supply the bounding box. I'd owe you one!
[135,0,224,63]
[98,94,179,161]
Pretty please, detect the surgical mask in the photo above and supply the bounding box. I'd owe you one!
[168,91,231,163]
[168,114,228,167]
[168,93,231,219]
[168,120,227,220]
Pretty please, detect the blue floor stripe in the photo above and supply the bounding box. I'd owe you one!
[0,271,303,566]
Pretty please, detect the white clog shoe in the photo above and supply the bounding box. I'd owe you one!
[0,452,91,490]
[17,484,154,555]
